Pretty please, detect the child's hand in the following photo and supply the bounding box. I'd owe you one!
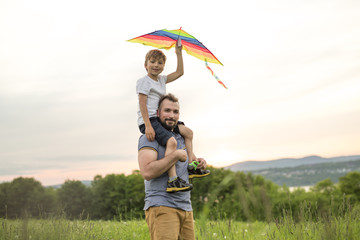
[175,38,182,54]
[145,126,155,141]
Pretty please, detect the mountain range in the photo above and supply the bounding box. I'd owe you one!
[224,155,360,187]
[224,155,360,172]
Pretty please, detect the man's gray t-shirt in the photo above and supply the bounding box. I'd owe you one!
[138,132,192,211]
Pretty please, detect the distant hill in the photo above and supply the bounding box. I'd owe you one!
[251,158,360,187]
[224,155,360,172]
[224,155,360,187]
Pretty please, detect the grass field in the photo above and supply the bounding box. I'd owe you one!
[1,208,360,240]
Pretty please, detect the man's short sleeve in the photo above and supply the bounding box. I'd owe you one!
[138,135,159,152]
[136,77,151,95]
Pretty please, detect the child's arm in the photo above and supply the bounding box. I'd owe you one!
[166,39,184,83]
[139,93,155,141]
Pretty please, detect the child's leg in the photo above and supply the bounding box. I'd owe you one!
[168,165,177,180]
[165,136,192,192]
[178,125,196,162]
[166,137,177,179]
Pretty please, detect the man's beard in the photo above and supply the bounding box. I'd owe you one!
[161,118,177,131]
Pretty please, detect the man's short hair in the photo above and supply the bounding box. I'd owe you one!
[158,93,179,109]
[145,49,166,66]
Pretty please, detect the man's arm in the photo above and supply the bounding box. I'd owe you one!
[138,148,187,181]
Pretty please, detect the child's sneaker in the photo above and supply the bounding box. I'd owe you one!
[166,177,193,193]
[188,168,211,179]
[188,161,210,179]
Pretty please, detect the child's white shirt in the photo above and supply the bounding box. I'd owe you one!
[136,75,167,126]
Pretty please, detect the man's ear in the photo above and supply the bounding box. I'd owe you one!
[156,109,159,117]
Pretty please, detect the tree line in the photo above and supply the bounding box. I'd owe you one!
[0,167,359,221]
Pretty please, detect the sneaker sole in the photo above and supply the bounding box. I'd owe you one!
[189,172,210,179]
[166,186,192,193]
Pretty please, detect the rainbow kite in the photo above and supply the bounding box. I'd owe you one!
[127,28,227,89]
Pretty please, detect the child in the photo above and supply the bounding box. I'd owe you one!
[136,40,208,193]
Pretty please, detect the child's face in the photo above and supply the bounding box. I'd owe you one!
[145,57,165,79]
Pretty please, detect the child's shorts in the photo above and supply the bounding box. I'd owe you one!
[138,117,184,147]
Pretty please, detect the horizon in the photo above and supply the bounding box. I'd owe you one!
[2,153,359,186]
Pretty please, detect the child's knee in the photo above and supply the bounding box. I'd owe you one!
[167,137,177,148]
[182,126,193,140]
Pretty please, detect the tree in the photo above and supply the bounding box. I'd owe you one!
[57,180,91,219]
[90,172,145,220]
[124,170,145,219]
[311,178,335,194]
[5,177,52,218]
[91,174,127,219]
[0,182,10,218]
[339,171,360,202]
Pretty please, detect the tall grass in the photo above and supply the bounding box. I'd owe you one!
[0,217,149,240]
[1,205,359,240]
[266,202,360,240]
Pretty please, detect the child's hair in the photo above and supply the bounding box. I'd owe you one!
[145,49,166,66]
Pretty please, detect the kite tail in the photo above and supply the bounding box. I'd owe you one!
[205,60,227,89]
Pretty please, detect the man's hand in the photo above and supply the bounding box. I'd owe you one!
[145,126,155,141]
[195,158,207,169]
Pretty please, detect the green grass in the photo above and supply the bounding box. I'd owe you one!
[0,218,149,240]
[1,215,360,240]
[1,205,360,240]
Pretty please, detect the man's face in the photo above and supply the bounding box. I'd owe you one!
[158,99,180,131]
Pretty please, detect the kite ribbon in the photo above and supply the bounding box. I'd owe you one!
[205,60,227,89]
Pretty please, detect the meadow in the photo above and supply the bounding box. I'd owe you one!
[1,206,360,240]
[2,171,360,239]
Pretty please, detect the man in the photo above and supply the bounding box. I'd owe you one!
[137,93,208,240]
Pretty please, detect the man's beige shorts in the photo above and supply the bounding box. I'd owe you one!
[145,206,195,240]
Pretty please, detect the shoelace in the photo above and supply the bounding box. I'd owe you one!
[179,178,189,185]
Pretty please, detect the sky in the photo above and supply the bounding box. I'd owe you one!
[1,0,359,186]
